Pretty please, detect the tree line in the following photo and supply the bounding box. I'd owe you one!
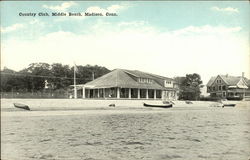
[1,62,203,100]
[1,63,110,93]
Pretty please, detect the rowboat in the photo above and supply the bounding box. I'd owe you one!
[185,101,193,104]
[143,103,173,108]
[13,103,30,110]
[222,104,236,107]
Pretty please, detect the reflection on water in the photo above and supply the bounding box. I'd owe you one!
[1,107,250,160]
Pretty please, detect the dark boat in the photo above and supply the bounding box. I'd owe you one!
[143,103,173,108]
[222,104,236,107]
[13,103,30,110]
[185,101,193,104]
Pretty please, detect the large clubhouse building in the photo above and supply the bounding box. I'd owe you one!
[73,69,179,100]
[206,74,250,100]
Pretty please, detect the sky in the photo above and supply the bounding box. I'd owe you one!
[1,1,249,84]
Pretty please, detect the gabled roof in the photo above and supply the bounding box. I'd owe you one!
[83,69,166,90]
[207,74,248,87]
[219,75,241,86]
[206,76,216,86]
[247,79,250,87]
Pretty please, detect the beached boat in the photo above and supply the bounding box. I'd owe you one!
[185,101,193,104]
[222,104,236,107]
[162,101,175,105]
[13,103,30,110]
[143,103,173,108]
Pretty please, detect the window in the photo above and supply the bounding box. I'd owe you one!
[138,78,152,84]
[222,86,226,90]
[156,90,161,98]
[223,92,226,97]
[219,86,222,90]
[140,89,147,98]
[148,89,154,98]
[165,81,172,84]
[131,88,138,98]
[120,88,129,98]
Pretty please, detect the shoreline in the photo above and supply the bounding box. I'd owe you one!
[1,99,249,111]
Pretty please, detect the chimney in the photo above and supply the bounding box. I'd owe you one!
[226,74,228,77]
[242,72,244,78]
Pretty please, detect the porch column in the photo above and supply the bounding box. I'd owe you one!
[154,89,156,99]
[97,89,100,98]
[117,87,120,98]
[103,88,105,98]
[161,90,164,100]
[82,87,85,98]
[138,89,140,99]
[128,88,131,99]
[146,89,149,99]
[243,89,245,99]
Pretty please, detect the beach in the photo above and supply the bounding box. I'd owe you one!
[1,99,250,160]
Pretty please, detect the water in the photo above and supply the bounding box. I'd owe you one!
[1,107,250,160]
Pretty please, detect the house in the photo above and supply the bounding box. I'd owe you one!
[73,69,179,100]
[206,74,249,100]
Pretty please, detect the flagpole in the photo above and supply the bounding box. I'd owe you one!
[74,65,77,99]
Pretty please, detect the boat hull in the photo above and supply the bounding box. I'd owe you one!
[223,104,236,107]
[143,103,173,108]
[14,103,30,110]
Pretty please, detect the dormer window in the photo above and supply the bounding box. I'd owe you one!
[165,81,172,84]
[138,78,152,84]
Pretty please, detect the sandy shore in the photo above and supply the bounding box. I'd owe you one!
[1,98,249,112]
[2,100,250,160]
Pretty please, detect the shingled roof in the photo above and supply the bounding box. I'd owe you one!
[124,70,173,80]
[83,69,170,90]
[206,76,216,86]
[207,75,248,86]
[219,75,242,86]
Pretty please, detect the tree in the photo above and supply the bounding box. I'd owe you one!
[50,63,72,89]
[75,64,110,84]
[1,67,19,92]
[23,63,51,91]
[176,73,203,100]
[1,63,110,95]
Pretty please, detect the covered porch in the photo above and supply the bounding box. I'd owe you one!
[83,87,163,100]
[227,88,248,100]
[73,86,178,100]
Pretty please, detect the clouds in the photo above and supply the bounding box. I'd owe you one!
[1,19,45,36]
[1,1,248,82]
[173,25,242,35]
[1,23,24,33]
[211,6,239,13]
[43,1,76,11]
[1,23,248,82]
